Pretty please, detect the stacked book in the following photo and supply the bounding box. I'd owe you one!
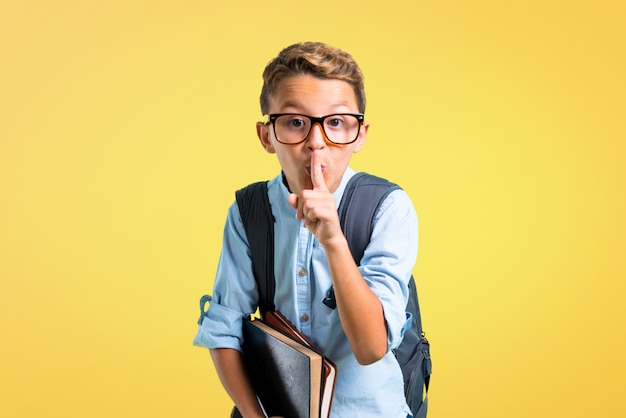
[242,311,337,418]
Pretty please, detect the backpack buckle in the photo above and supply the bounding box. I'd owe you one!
[323,287,337,309]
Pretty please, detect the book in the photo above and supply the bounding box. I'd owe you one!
[263,311,337,418]
[242,312,337,418]
[243,319,322,417]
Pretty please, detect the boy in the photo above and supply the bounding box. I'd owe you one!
[194,42,418,418]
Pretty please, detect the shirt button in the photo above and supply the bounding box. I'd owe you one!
[298,269,307,277]
[301,314,309,322]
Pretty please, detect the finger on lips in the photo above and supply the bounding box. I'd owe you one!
[310,152,328,192]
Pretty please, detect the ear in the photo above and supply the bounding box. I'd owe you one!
[256,121,276,154]
[352,120,369,153]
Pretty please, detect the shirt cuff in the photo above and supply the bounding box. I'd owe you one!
[193,296,245,351]
[383,296,413,351]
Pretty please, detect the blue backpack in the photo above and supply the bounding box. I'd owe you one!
[234,172,432,417]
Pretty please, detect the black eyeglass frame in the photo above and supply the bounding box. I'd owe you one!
[268,113,365,145]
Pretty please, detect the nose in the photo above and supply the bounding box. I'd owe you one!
[306,122,327,149]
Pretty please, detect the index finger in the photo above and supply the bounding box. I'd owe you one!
[310,151,328,191]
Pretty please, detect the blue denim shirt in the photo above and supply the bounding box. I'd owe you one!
[194,168,418,418]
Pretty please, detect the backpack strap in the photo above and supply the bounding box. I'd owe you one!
[235,181,275,316]
[323,172,402,308]
[338,172,401,262]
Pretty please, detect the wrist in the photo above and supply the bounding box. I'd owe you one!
[319,231,349,253]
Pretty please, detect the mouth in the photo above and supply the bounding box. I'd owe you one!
[305,165,326,176]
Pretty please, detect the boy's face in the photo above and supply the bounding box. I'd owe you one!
[257,74,369,195]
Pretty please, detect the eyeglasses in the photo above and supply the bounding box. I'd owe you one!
[268,113,364,145]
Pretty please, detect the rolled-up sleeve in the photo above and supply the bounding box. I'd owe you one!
[194,296,247,350]
[193,202,259,351]
[360,189,418,351]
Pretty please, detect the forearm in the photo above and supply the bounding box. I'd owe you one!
[324,236,388,364]
[210,348,266,418]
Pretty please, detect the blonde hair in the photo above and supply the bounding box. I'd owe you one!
[260,42,366,115]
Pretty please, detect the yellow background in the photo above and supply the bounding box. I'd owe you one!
[1,1,624,417]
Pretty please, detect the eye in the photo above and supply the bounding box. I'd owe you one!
[289,118,306,128]
[326,116,345,129]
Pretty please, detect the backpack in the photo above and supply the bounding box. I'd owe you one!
[235,172,432,418]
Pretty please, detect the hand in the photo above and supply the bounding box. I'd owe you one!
[288,152,342,245]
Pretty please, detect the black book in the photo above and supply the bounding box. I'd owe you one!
[242,315,335,418]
